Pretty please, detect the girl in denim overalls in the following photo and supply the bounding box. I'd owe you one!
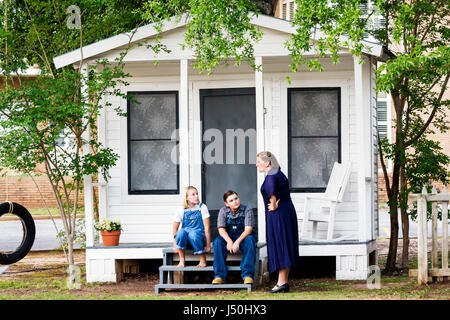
[173,186,211,268]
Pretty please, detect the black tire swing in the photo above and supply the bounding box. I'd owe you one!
[0,202,35,265]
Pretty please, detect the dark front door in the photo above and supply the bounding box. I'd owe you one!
[200,88,258,241]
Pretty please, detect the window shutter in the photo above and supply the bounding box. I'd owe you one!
[377,101,387,122]
[377,124,388,140]
[280,0,296,21]
[377,99,389,141]
[282,3,287,20]
[289,1,295,21]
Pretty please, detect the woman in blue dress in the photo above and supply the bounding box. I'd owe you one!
[256,151,300,293]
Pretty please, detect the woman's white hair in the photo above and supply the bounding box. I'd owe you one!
[257,151,280,170]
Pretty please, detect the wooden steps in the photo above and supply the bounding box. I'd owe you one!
[155,242,266,294]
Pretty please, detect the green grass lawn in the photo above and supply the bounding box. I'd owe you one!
[2,207,84,217]
[28,207,84,216]
[0,251,449,300]
[0,273,448,300]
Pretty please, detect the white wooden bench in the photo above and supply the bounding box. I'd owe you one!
[299,162,353,242]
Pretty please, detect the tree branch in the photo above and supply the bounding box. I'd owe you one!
[30,174,68,262]
[405,72,450,146]
[378,134,391,195]
[419,12,436,43]
[23,0,54,78]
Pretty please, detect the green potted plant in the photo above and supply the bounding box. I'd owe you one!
[94,218,123,246]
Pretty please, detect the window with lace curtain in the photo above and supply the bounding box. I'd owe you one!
[127,91,180,194]
[288,88,341,192]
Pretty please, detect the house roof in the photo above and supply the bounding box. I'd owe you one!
[53,13,383,69]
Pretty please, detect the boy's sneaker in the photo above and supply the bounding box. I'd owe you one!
[212,277,224,284]
[243,277,254,284]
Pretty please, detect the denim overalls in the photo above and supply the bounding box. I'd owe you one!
[226,206,246,238]
[213,205,256,280]
[174,203,207,254]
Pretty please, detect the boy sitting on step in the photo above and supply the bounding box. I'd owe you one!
[212,190,256,285]
[173,186,211,268]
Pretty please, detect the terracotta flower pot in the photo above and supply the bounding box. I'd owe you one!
[100,230,121,246]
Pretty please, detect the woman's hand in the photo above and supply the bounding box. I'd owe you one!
[268,198,280,211]
[204,243,211,253]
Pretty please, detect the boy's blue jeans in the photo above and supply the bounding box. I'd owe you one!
[174,228,206,254]
[213,234,256,280]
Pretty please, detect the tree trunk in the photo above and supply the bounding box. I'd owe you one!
[400,165,410,269]
[401,207,410,269]
[384,90,404,273]
[385,202,399,272]
[385,159,401,272]
[67,234,78,288]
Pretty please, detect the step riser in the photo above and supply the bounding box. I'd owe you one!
[160,266,242,272]
[170,255,243,262]
[155,284,252,294]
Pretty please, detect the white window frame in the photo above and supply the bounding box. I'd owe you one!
[119,79,184,204]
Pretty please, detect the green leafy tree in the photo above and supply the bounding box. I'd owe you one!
[389,136,449,268]
[141,0,265,74]
[366,1,449,272]
[141,0,449,273]
[0,0,145,286]
[290,0,449,273]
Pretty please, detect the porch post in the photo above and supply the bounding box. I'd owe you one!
[179,59,190,188]
[255,56,266,244]
[81,64,95,247]
[96,94,108,223]
[354,55,373,242]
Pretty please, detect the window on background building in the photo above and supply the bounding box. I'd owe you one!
[127,92,179,194]
[280,0,297,21]
[359,0,386,42]
[278,1,385,39]
[288,88,341,192]
[376,89,392,172]
[56,128,71,148]
[376,60,392,173]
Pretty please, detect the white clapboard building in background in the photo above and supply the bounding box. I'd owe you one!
[54,13,382,282]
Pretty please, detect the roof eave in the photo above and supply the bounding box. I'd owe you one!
[53,13,382,69]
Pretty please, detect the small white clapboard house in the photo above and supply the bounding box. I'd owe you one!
[54,14,381,282]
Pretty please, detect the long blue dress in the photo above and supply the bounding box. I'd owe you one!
[260,168,300,273]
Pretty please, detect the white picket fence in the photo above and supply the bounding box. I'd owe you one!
[408,186,449,284]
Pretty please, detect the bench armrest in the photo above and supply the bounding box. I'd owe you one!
[305,195,326,201]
